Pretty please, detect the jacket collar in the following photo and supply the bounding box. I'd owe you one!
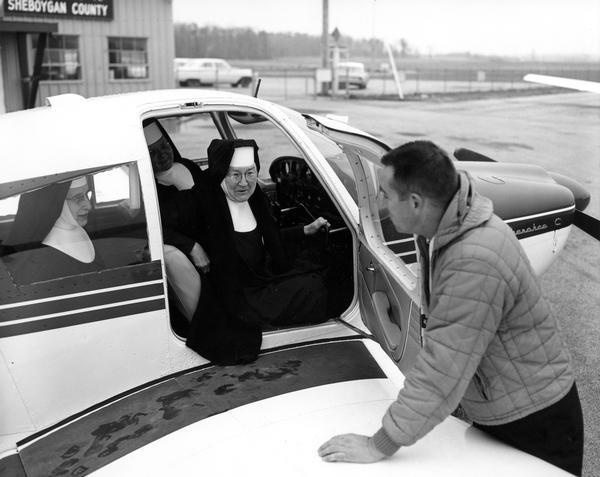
[432,171,494,251]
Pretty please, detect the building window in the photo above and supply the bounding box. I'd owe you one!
[32,34,81,81]
[108,37,148,80]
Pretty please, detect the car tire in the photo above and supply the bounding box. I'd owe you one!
[187,79,202,87]
[238,77,252,87]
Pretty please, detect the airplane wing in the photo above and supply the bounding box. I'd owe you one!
[10,339,572,477]
[92,380,571,477]
[523,74,600,94]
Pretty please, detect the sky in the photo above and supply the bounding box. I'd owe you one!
[172,0,600,59]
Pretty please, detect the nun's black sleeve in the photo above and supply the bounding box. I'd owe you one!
[280,224,305,242]
[155,159,209,256]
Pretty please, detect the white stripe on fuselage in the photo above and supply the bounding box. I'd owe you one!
[0,279,164,311]
[504,205,574,224]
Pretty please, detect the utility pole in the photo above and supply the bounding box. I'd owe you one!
[331,27,341,96]
[321,0,329,95]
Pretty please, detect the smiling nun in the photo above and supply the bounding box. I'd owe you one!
[185,139,329,364]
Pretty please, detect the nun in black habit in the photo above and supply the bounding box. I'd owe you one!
[3,177,104,284]
[186,139,329,364]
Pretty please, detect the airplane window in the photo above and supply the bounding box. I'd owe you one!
[303,128,357,203]
[156,111,303,180]
[366,160,418,265]
[94,166,131,203]
[159,114,217,165]
[322,134,417,268]
[0,195,18,217]
[296,114,419,267]
[0,163,149,285]
[229,117,303,180]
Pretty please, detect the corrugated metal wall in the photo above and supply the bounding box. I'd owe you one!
[1,0,175,110]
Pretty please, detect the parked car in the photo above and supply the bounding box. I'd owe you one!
[0,88,589,476]
[174,57,253,87]
[337,61,369,89]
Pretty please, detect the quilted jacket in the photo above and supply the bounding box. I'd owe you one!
[373,171,574,455]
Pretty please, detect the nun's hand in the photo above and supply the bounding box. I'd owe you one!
[304,217,330,236]
[190,243,210,273]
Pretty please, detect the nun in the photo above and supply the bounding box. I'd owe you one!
[144,120,211,324]
[144,119,211,274]
[189,138,329,335]
[4,177,104,284]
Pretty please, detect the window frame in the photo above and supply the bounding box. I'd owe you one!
[32,34,82,82]
[0,162,150,286]
[107,36,149,81]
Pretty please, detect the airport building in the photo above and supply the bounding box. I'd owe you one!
[0,0,174,113]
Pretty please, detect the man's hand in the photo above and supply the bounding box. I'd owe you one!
[189,243,210,273]
[304,216,330,236]
[318,434,386,463]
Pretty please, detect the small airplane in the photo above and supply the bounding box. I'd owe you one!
[0,89,591,476]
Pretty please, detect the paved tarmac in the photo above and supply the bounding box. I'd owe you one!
[278,91,600,476]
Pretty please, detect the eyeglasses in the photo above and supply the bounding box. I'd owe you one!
[66,190,93,205]
[226,167,257,183]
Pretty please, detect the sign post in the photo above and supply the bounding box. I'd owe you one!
[386,42,404,100]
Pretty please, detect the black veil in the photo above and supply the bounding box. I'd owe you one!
[4,182,70,251]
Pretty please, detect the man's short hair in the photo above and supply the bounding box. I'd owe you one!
[381,141,458,207]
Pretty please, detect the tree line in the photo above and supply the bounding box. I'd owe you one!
[174,23,393,60]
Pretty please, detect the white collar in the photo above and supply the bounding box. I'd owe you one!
[224,197,256,232]
[42,201,95,263]
[155,162,194,190]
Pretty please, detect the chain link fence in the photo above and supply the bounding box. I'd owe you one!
[194,67,600,102]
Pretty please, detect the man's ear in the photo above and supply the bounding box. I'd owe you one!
[409,192,423,211]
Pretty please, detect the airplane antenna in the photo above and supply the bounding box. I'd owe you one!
[253,78,262,98]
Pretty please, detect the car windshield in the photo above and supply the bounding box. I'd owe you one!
[338,65,363,74]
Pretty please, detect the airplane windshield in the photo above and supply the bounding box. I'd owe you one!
[300,119,418,267]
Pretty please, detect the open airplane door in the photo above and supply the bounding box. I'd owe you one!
[352,181,423,373]
[309,120,423,372]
